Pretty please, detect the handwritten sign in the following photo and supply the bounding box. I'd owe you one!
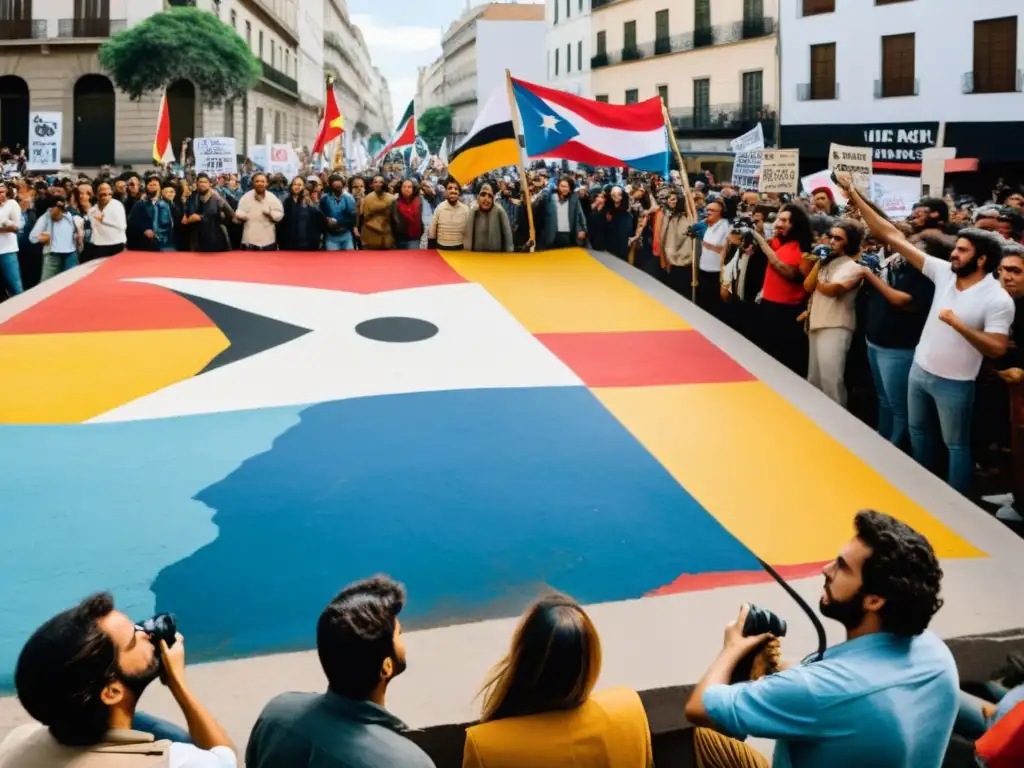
[731,150,762,189]
[193,137,238,175]
[28,112,62,170]
[759,149,799,194]
[828,143,872,190]
[730,123,765,154]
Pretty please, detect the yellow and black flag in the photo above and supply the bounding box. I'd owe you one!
[447,89,521,184]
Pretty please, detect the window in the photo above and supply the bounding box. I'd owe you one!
[555,47,559,76]
[230,9,236,29]
[245,20,251,47]
[274,110,282,143]
[566,0,570,18]
[596,30,606,56]
[881,32,915,96]
[810,42,837,99]
[596,94,609,103]
[693,78,710,127]
[655,9,670,54]
[624,20,636,51]
[742,0,765,37]
[553,0,558,23]
[224,99,234,138]
[741,71,763,117]
[271,40,276,68]
[695,0,711,46]
[579,0,583,9]
[578,40,582,71]
[973,17,1018,93]
[258,30,264,59]
[255,106,264,141]
[802,0,834,16]
[567,43,571,72]
[657,84,668,105]
[625,89,639,104]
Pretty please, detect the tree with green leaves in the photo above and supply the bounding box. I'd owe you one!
[416,106,453,153]
[99,6,261,103]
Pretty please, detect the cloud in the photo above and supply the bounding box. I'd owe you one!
[350,14,441,53]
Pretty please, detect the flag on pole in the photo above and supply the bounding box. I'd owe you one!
[439,137,449,165]
[374,101,416,163]
[509,76,668,174]
[152,91,175,165]
[313,82,344,154]
[447,89,520,185]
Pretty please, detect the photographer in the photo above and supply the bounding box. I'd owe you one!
[684,510,957,768]
[719,217,767,338]
[0,593,236,767]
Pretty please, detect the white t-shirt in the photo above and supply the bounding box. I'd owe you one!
[0,199,21,254]
[169,743,236,767]
[700,219,730,273]
[914,255,1015,381]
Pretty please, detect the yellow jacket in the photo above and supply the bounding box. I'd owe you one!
[462,687,653,768]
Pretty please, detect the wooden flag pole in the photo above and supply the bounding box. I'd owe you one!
[505,69,536,249]
[661,103,699,303]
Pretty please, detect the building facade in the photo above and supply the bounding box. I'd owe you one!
[0,0,390,167]
[416,1,545,143]
[590,0,778,168]
[545,0,593,97]
[779,0,1023,181]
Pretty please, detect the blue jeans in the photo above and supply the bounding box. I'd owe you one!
[866,341,915,448]
[397,240,420,250]
[907,362,975,494]
[1,252,23,295]
[132,712,192,743]
[325,232,355,251]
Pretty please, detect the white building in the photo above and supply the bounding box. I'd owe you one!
[779,0,1023,178]
[544,0,593,97]
[297,0,326,147]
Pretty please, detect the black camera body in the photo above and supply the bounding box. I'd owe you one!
[731,215,755,236]
[138,613,177,648]
[729,604,787,684]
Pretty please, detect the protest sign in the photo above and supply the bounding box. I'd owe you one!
[730,123,765,154]
[193,137,238,175]
[828,143,872,189]
[731,150,762,189]
[758,149,799,194]
[27,112,62,170]
[869,174,921,220]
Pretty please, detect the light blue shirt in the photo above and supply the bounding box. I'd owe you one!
[703,631,958,767]
[29,212,78,253]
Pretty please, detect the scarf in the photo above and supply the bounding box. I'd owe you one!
[396,196,422,239]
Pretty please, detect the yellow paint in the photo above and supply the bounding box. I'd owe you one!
[0,328,229,424]
[441,248,690,333]
[593,381,985,564]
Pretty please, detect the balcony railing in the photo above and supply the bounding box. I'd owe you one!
[0,19,47,40]
[797,82,840,101]
[874,78,919,98]
[962,69,1023,94]
[261,61,298,95]
[591,0,622,9]
[57,17,127,38]
[591,17,776,68]
[668,104,777,135]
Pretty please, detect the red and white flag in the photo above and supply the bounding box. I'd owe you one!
[152,91,175,165]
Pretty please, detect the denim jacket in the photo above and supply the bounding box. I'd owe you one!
[127,197,174,249]
[319,192,357,233]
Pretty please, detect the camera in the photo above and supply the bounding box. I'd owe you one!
[743,604,787,638]
[731,215,755,236]
[137,613,178,648]
[811,243,836,263]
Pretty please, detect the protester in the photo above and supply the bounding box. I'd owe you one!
[428,178,470,251]
[245,576,435,768]
[586,190,609,252]
[540,175,587,249]
[697,199,730,313]
[126,175,174,252]
[235,172,283,252]
[685,510,956,767]
[88,182,127,260]
[359,175,395,250]
[29,196,83,282]
[0,183,26,296]
[603,186,634,262]
[463,181,513,253]
[184,174,233,253]
[390,178,425,250]
[321,173,358,251]
[15,188,40,290]
[278,176,324,251]
[463,594,652,767]
[0,593,236,767]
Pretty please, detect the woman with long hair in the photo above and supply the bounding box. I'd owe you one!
[659,188,696,296]
[604,186,634,262]
[67,182,95,263]
[587,190,609,252]
[389,178,424,250]
[359,175,395,250]
[278,175,324,251]
[463,594,652,768]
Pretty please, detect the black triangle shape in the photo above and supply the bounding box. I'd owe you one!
[170,291,313,375]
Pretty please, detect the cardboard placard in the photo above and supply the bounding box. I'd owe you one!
[828,143,872,189]
[759,149,799,194]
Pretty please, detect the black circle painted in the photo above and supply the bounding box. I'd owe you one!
[355,316,439,343]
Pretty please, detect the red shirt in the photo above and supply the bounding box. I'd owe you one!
[396,196,423,240]
[761,238,805,305]
[977,700,1024,768]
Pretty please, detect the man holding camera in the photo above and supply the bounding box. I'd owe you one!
[0,593,237,767]
[684,510,957,767]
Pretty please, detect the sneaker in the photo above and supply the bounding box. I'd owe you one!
[982,492,1015,506]
[996,505,1024,522]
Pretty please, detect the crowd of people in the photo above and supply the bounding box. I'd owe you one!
[1,509,1021,767]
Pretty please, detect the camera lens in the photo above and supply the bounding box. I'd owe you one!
[138,613,177,647]
[743,604,787,638]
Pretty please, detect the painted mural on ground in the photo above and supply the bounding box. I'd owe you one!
[0,249,984,686]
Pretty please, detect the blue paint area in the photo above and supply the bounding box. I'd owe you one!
[151,387,758,662]
[0,408,303,689]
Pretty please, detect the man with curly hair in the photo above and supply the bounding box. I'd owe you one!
[685,510,957,767]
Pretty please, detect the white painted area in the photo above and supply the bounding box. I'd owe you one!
[476,20,548,109]
[89,280,583,422]
[779,0,1024,126]
[544,0,593,97]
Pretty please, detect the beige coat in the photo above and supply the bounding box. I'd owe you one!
[360,192,395,249]
[0,725,170,768]
[659,210,695,268]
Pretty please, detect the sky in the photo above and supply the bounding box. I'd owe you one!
[347,0,542,128]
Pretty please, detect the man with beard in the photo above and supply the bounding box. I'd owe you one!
[836,170,1014,495]
[463,182,513,252]
[0,593,235,766]
[246,576,435,768]
[685,510,956,768]
[427,178,470,251]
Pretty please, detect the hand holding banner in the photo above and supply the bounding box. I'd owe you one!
[828,143,872,191]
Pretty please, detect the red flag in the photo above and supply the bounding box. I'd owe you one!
[153,91,174,165]
[313,84,344,154]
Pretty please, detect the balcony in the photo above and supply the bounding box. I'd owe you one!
[874,78,919,98]
[591,0,622,9]
[56,17,127,38]
[0,19,46,40]
[962,69,1023,94]
[591,17,776,68]
[667,103,777,137]
[797,82,840,101]
[260,61,298,96]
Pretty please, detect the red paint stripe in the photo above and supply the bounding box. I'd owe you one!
[512,77,666,131]
[648,562,829,596]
